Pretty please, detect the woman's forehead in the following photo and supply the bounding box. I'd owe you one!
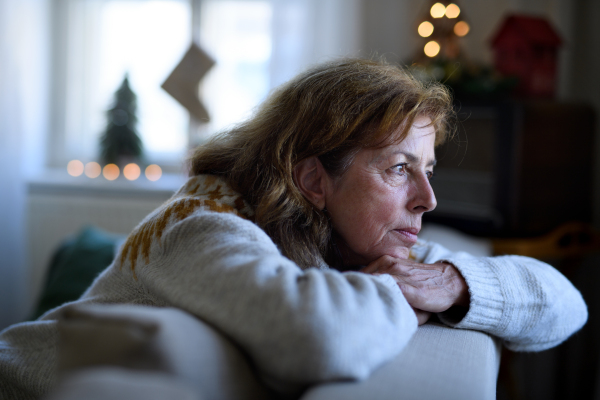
[369,123,437,165]
[377,115,435,143]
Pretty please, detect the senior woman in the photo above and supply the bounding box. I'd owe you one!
[0,58,588,399]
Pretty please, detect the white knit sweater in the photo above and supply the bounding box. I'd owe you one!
[0,175,588,399]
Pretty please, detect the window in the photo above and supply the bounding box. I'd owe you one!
[49,0,359,172]
[196,0,272,145]
[50,0,273,171]
[51,0,193,169]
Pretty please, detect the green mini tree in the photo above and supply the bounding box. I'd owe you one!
[99,74,143,166]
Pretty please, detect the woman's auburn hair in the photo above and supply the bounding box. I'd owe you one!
[189,58,454,269]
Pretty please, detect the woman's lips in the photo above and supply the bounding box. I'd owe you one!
[393,228,419,245]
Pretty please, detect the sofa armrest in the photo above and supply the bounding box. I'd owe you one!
[44,368,199,400]
[301,322,501,400]
[50,305,500,400]
[54,304,271,400]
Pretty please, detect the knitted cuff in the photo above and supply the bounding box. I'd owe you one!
[436,257,504,331]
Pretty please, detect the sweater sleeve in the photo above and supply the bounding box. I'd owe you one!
[134,210,418,387]
[416,241,588,352]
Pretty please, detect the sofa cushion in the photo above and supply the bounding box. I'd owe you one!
[301,322,501,400]
[51,305,500,400]
[44,368,199,400]
[33,226,124,319]
[55,304,271,400]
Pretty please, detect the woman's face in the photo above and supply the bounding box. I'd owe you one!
[324,116,437,267]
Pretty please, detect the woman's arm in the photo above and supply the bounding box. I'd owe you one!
[370,241,588,352]
[360,256,470,325]
[439,250,587,352]
[134,211,418,387]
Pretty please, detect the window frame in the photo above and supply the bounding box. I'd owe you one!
[48,0,199,173]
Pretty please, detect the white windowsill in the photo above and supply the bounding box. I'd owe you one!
[28,168,187,199]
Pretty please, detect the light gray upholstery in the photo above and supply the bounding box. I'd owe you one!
[54,304,271,400]
[303,322,501,400]
[45,368,200,400]
[46,304,501,400]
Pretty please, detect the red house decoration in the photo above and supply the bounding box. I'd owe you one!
[490,14,562,98]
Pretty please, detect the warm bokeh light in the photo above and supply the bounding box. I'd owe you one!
[424,41,441,57]
[454,21,470,37]
[85,162,102,178]
[103,164,120,181]
[67,160,84,177]
[418,21,434,37]
[123,163,141,181]
[430,3,446,18]
[445,4,460,18]
[145,164,162,181]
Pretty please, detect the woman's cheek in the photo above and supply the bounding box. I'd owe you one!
[382,170,407,187]
[356,210,390,249]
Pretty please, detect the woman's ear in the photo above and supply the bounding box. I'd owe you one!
[293,157,329,210]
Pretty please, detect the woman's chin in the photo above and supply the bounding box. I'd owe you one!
[367,247,412,263]
[337,239,412,267]
[386,248,411,260]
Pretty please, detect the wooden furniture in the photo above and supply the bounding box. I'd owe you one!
[492,222,600,260]
[425,100,596,239]
[493,221,600,400]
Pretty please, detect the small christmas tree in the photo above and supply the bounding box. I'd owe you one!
[99,74,143,166]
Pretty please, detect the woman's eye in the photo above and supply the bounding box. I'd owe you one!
[426,171,435,180]
[391,163,407,174]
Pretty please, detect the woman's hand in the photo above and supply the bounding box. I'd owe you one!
[412,307,432,326]
[361,255,470,325]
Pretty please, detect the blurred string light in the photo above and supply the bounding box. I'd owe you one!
[430,3,446,18]
[424,41,441,57]
[123,163,141,181]
[418,21,434,37]
[418,1,469,58]
[67,161,162,181]
[103,164,120,180]
[67,160,84,177]
[145,164,162,181]
[85,162,102,178]
[454,21,470,36]
[445,3,460,18]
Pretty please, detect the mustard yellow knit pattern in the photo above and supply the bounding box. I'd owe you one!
[119,175,254,277]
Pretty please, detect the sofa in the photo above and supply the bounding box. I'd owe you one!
[36,225,501,400]
[40,303,501,400]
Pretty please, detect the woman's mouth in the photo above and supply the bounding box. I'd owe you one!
[393,228,419,245]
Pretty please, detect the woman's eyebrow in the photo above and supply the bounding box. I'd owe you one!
[395,151,437,167]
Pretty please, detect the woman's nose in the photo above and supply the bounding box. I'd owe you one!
[408,173,437,213]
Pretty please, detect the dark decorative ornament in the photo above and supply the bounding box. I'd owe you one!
[490,14,563,98]
[99,74,144,166]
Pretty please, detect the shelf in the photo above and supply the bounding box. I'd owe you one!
[27,168,187,199]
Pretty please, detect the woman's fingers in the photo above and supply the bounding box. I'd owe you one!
[399,279,455,313]
[362,255,470,313]
[361,256,389,274]
[413,307,431,326]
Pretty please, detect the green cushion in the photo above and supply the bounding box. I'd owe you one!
[32,226,125,319]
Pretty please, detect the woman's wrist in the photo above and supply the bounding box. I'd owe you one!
[440,262,470,308]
